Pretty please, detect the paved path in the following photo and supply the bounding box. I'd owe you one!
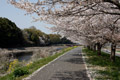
[28,47,90,80]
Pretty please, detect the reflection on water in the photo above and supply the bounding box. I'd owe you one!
[13,52,33,61]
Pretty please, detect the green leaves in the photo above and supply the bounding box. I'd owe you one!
[0,17,24,48]
[13,67,29,77]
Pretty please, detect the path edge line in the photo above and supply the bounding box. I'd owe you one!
[81,51,92,80]
[23,48,75,80]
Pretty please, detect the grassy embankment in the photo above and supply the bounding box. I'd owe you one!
[82,48,120,80]
[0,46,77,80]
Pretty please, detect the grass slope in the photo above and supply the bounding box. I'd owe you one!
[82,48,120,80]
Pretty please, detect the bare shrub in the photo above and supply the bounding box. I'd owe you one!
[32,49,49,61]
[31,46,65,61]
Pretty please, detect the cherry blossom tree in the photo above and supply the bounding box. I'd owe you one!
[8,0,120,18]
[8,0,120,61]
[49,15,104,55]
[49,13,120,61]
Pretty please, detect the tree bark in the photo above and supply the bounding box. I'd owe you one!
[110,42,116,62]
[91,45,93,50]
[97,43,102,56]
[87,45,90,50]
[89,45,92,50]
[93,44,97,51]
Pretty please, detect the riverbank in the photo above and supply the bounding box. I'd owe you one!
[0,46,68,77]
[0,46,77,80]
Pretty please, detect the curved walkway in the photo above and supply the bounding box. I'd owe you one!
[26,47,90,80]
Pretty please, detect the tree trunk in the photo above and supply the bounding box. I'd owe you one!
[91,45,93,50]
[87,45,90,50]
[89,45,92,50]
[93,44,96,51]
[110,43,116,62]
[97,43,101,56]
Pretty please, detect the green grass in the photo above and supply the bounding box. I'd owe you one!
[117,50,120,52]
[0,46,77,80]
[82,48,120,80]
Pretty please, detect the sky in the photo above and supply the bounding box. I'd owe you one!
[0,0,53,34]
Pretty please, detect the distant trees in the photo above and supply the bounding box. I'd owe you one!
[0,17,24,48]
[60,37,73,44]
[23,26,46,46]
[23,27,73,46]
[0,17,72,48]
[48,34,61,44]
[47,34,72,45]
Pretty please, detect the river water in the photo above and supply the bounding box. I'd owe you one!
[13,52,33,61]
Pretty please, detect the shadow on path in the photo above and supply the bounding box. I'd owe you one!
[64,54,84,64]
[50,51,89,80]
[50,70,89,80]
[64,57,84,64]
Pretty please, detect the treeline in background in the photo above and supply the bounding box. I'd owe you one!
[0,17,72,48]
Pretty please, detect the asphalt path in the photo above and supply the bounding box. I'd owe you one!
[27,47,90,80]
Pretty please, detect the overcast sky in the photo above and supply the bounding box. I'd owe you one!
[0,0,53,34]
